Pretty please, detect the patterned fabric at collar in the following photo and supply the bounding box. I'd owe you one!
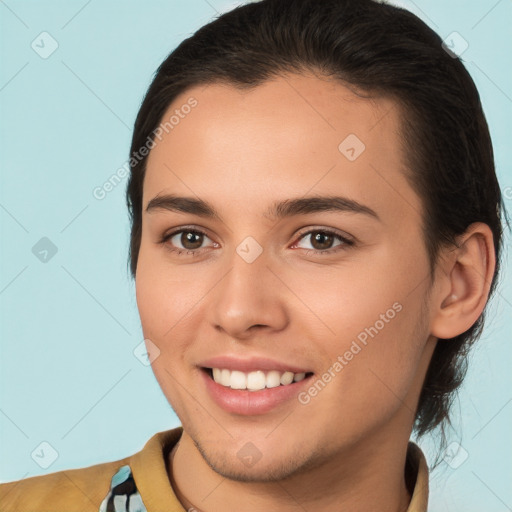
[99,465,147,512]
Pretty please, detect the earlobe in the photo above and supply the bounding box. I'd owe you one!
[430,223,495,340]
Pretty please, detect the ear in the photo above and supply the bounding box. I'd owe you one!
[430,222,496,340]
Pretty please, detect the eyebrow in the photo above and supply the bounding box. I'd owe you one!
[145,194,380,222]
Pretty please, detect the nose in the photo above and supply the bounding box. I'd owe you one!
[210,245,289,340]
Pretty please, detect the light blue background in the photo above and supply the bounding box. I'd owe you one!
[1,1,511,510]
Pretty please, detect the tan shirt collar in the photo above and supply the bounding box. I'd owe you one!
[405,441,429,511]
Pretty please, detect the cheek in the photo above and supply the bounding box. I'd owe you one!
[321,293,428,428]
[297,307,427,448]
[135,265,169,339]
[290,246,419,350]
[299,251,429,420]
[135,254,194,409]
[135,244,199,338]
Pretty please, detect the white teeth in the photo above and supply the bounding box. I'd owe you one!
[266,370,281,388]
[220,369,231,387]
[210,368,309,391]
[247,370,266,391]
[230,370,247,390]
[280,371,294,385]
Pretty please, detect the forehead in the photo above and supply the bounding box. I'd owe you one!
[143,73,422,228]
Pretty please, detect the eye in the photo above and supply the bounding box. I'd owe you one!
[292,228,355,255]
[158,226,355,257]
[159,227,216,256]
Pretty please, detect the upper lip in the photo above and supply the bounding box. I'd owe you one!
[198,355,312,374]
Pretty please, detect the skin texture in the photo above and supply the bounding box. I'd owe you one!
[135,72,495,511]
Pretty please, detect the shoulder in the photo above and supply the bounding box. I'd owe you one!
[0,428,183,512]
[0,455,131,512]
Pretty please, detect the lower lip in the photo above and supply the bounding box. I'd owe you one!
[201,369,313,416]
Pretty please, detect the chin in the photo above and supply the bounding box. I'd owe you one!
[194,438,319,483]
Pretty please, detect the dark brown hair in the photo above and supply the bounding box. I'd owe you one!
[126,0,508,443]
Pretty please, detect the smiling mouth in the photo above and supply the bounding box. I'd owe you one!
[202,367,315,392]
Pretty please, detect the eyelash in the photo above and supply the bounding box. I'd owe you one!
[158,226,355,257]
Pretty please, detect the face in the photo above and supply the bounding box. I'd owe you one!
[135,73,438,482]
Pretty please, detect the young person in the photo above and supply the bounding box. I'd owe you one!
[1,0,507,510]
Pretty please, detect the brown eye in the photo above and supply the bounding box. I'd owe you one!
[293,228,355,255]
[310,231,335,250]
[159,228,214,255]
[179,231,204,250]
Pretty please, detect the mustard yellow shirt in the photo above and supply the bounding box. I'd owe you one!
[0,427,429,511]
